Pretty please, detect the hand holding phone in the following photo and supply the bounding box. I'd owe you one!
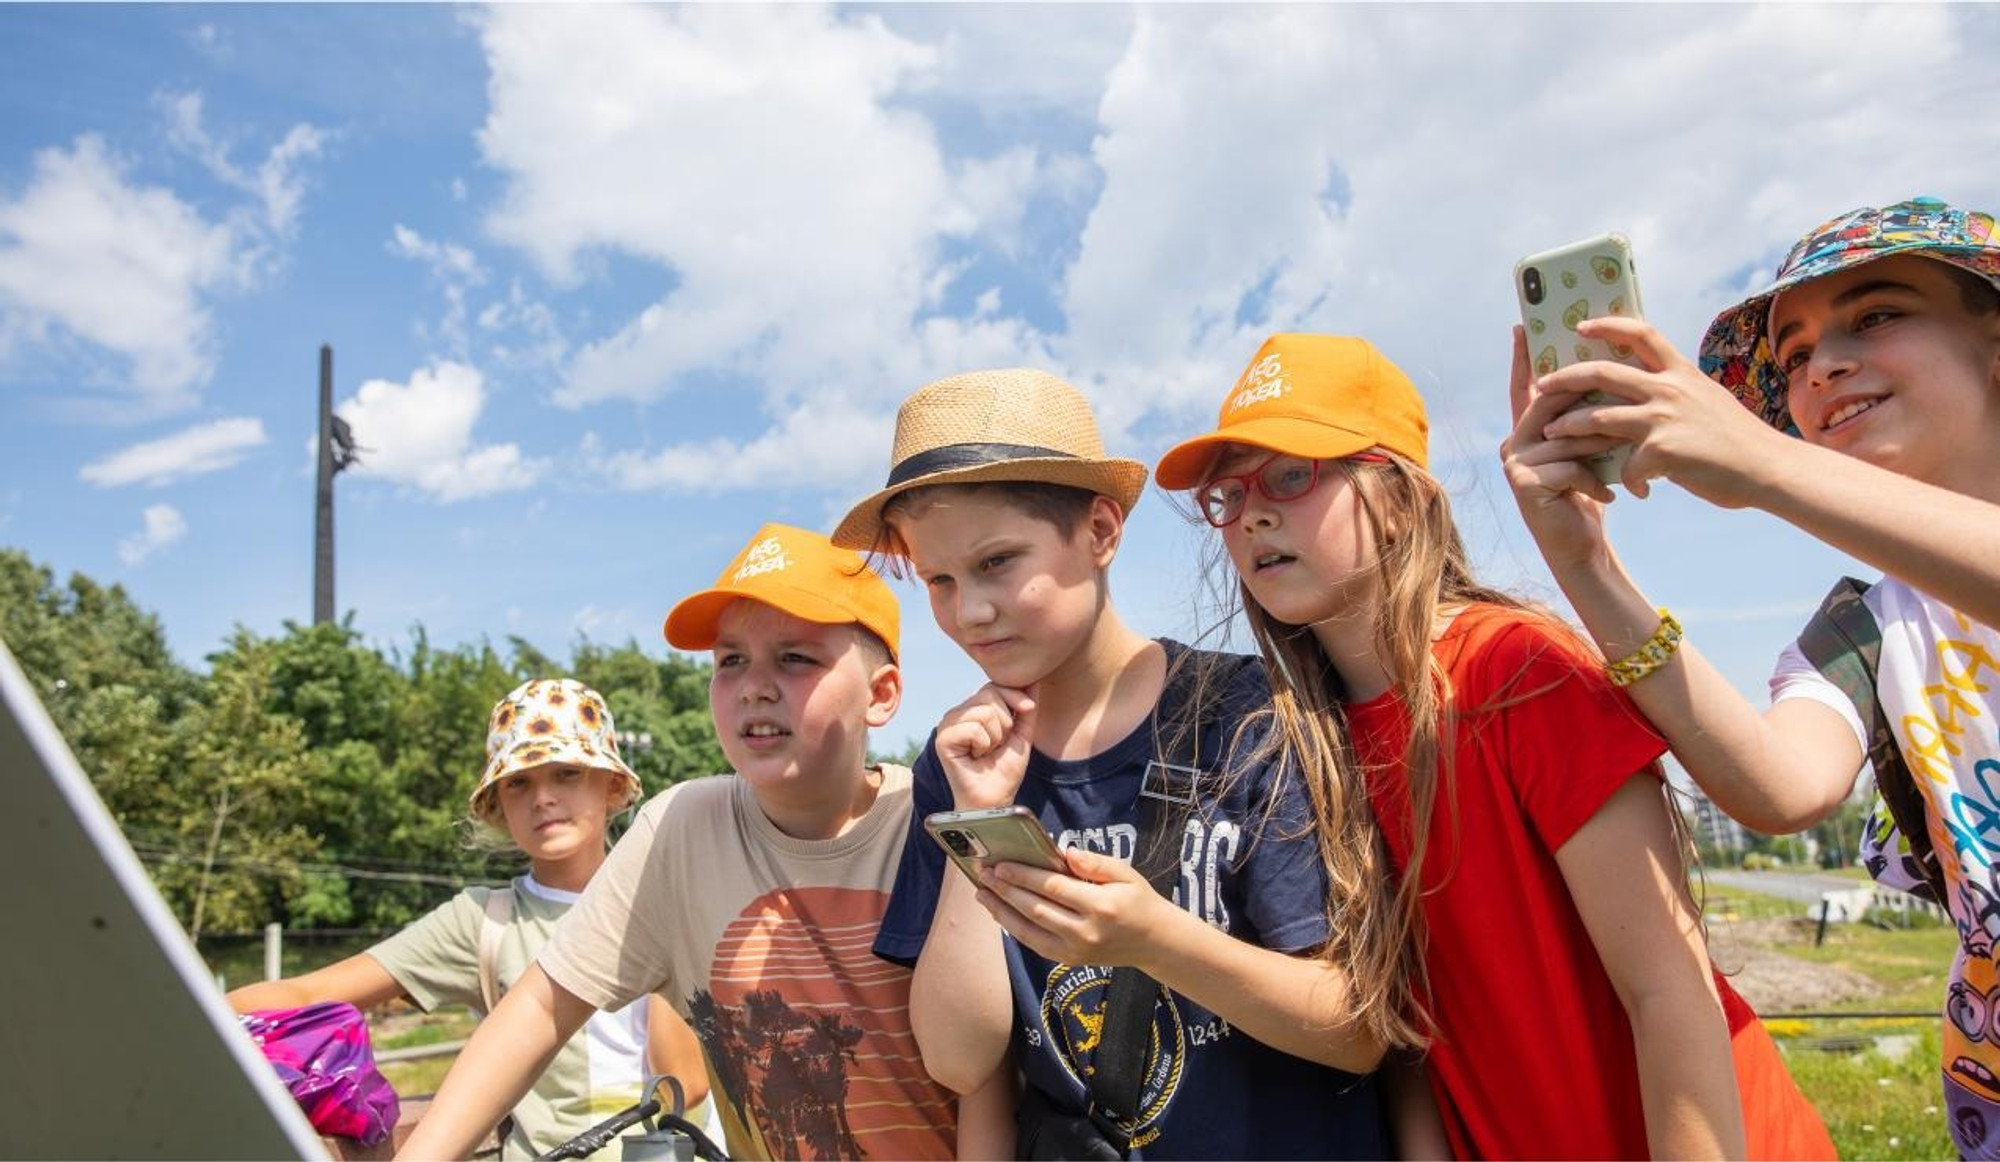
[925,806,1067,885]
[1515,233,1645,485]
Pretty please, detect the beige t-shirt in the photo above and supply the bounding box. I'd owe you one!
[540,765,956,1161]
[368,877,649,1159]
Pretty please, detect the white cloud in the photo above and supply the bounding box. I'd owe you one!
[468,3,2000,502]
[80,417,268,487]
[117,504,188,565]
[390,224,484,284]
[389,224,487,354]
[870,4,1135,117]
[1053,5,2000,451]
[0,94,325,415]
[0,136,237,412]
[596,397,892,493]
[334,361,546,503]
[476,278,569,373]
[476,4,1059,415]
[160,90,327,239]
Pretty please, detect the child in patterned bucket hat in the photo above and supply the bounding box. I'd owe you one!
[469,678,642,827]
[1501,194,2000,1157]
[1699,197,2000,434]
[231,676,712,1159]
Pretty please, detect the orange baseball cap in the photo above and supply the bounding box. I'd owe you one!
[664,522,901,661]
[1154,334,1429,489]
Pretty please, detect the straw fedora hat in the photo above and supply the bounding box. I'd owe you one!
[831,368,1148,551]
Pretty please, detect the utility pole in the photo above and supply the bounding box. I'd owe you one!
[312,345,361,625]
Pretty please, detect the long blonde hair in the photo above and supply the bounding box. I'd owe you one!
[1204,451,1539,1049]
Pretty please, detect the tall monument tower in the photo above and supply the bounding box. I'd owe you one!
[312,345,360,625]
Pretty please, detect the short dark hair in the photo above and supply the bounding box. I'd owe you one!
[851,624,895,669]
[873,481,1102,578]
[1942,262,2000,317]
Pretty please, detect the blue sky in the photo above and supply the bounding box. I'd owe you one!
[5,3,1999,760]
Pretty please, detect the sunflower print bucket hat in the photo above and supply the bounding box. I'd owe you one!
[469,678,641,822]
[1699,195,2000,434]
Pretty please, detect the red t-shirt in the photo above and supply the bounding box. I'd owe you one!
[1348,604,1755,1159]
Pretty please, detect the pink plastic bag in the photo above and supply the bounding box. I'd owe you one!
[239,1001,400,1147]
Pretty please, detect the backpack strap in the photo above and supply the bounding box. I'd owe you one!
[477,885,516,1016]
[1086,649,1257,1154]
[1795,577,1946,903]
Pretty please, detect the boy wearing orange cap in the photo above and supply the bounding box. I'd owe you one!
[400,525,961,1161]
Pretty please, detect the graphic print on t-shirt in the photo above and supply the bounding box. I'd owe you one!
[686,885,950,1161]
[1037,962,1187,1149]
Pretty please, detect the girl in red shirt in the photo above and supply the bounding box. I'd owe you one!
[1155,333,1831,1159]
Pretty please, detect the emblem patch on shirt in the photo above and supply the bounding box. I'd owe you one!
[1038,963,1187,1150]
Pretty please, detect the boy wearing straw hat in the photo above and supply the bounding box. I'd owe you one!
[1503,195,2000,1155]
[838,370,1392,1158]
[401,525,963,1161]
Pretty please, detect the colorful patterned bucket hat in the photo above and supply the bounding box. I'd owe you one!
[469,678,641,821]
[1699,196,2000,434]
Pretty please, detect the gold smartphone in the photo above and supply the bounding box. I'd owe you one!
[924,806,1068,884]
[1515,232,1646,485]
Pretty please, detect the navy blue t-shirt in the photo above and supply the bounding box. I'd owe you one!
[874,642,1387,1160]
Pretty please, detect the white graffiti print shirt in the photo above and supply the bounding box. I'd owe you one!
[1771,577,2000,1158]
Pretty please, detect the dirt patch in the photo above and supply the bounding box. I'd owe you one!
[1706,917,1882,1011]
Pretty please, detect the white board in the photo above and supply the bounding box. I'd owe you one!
[0,639,324,1159]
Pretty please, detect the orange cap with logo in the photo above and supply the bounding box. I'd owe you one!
[1154,334,1429,489]
[664,522,901,661]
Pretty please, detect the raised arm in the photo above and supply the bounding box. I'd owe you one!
[226,952,407,1014]
[909,684,1036,1093]
[395,962,593,1160]
[1556,775,1743,1160]
[1536,315,2000,627]
[1502,324,1864,833]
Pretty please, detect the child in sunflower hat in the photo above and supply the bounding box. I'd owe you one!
[1502,194,2000,1156]
[231,678,710,1158]
[402,524,966,1162]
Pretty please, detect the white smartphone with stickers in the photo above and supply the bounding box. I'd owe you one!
[1515,233,1646,485]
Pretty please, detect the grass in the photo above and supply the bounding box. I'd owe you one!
[378,1052,457,1098]
[376,1007,477,1051]
[1704,880,1957,1012]
[372,1008,477,1098]
[1709,874,1956,1159]
[1783,1028,1952,1160]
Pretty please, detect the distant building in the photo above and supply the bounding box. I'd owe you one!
[1690,790,1749,856]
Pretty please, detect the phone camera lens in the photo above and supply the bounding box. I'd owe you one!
[1523,267,1544,306]
[941,829,973,857]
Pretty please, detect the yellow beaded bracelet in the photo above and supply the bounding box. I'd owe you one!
[1607,609,1684,688]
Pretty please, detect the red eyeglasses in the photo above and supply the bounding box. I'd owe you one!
[1194,451,1388,527]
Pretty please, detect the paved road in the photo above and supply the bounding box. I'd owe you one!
[1705,869,1866,905]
